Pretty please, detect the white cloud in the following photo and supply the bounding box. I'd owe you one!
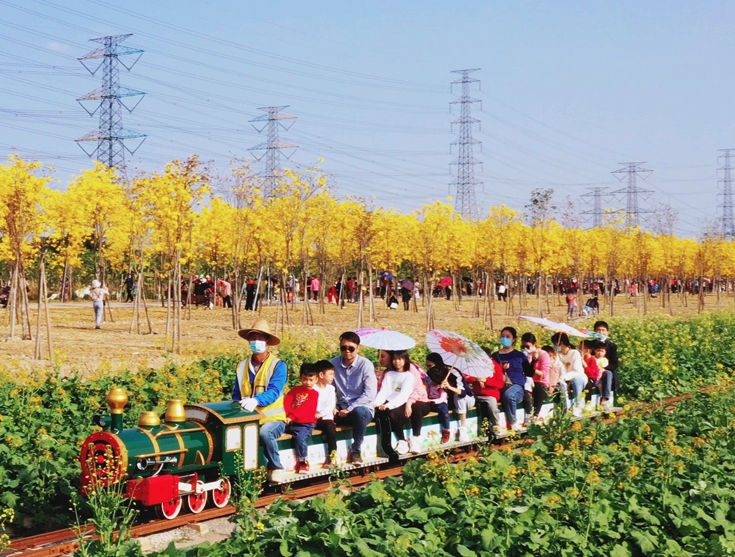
[47,42,71,52]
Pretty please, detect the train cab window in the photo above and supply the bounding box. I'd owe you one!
[243,424,259,469]
[226,425,242,452]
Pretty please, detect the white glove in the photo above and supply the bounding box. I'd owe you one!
[239,398,258,412]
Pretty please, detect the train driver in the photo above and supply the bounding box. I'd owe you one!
[233,318,288,483]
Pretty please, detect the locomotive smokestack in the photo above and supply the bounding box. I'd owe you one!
[106,387,128,433]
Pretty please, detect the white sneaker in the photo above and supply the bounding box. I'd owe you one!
[510,423,522,432]
[395,440,409,455]
[268,469,287,483]
[458,426,471,442]
[409,435,422,454]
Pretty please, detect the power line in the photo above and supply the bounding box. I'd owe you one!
[449,69,482,220]
[611,162,653,227]
[75,34,146,177]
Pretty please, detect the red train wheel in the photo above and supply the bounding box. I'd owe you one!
[187,481,208,514]
[212,478,230,508]
[157,497,182,520]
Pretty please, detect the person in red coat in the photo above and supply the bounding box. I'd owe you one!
[284,364,320,473]
[465,350,505,440]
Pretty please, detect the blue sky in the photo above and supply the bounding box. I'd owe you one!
[2,1,733,236]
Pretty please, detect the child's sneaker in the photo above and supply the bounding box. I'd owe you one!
[510,423,522,432]
[395,440,409,455]
[409,435,422,454]
[458,426,471,442]
[295,460,310,473]
[441,430,451,444]
[322,458,335,469]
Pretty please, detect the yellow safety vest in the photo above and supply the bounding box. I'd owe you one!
[236,353,286,423]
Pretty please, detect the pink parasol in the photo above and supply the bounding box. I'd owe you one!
[355,328,416,350]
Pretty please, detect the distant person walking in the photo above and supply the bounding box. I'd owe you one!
[310,276,321,301]
[124,275,134,302]
[90,280,108,329]
[245,279,256,311]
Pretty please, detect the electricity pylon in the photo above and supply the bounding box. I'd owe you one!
[75,34,146,177]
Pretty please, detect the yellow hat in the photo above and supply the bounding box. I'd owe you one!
[237,318,280,346]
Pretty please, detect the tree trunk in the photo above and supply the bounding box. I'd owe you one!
[60,257,69,303]
[357,265,365,329]
[368,263,376,323]
[42,263,53,358]
[141,273,153,336]
[34,261,44,360]
[20,270,32,340]
[254,265,264,316]
[165,273,172,348]
[8,267,18,337]
[425,271,435,332]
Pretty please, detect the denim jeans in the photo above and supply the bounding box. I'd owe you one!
[430,401,450,431]
[93,300,104,327]
[286,422,315,462]
[336,406,372,457]
[568,374,587,403]
[599,370,613,399]
[501,384,525,425]
[260,420,286,470]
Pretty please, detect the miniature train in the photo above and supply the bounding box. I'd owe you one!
[79,387,613,519]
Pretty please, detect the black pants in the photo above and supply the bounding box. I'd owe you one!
[125,289,133,302]
[222,295,232,308]
[523,391,533,416]
[408,401,431,436]
[375,406,408,441]
[532,384,551,416]
[316,418,337,459]
[375,406,407,458]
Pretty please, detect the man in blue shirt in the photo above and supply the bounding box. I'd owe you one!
[331,331,377,465]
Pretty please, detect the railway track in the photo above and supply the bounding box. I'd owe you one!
[2,396,692,557]
[1,461,410,557]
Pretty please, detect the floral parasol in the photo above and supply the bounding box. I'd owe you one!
[425,329,494,378]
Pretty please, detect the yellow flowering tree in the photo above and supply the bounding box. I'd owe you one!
[0,155,53,338]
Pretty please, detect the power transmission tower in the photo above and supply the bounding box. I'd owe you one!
[249,106,299,199]
[75,34,146,177]
[717,149,735,238]
[611,162,653,227]
[581,187,609,228]
[449,69,483,219]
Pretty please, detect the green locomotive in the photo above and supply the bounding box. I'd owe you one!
[80,387,262,519]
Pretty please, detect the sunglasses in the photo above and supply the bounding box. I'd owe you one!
[340,345,356,353]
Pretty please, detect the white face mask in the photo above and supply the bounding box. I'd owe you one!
[249,340,267,354]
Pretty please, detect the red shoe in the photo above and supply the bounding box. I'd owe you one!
[296,460,310,473]
[441,430,451,444]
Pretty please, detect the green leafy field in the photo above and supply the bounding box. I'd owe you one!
[164,388,735,557]
[1,312,735,531]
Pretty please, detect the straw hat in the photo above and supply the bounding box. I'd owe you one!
[237,318,280,345]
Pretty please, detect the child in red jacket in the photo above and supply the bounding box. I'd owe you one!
[284,364,320,473]
[580,340,601,385]
[465,352,505,439]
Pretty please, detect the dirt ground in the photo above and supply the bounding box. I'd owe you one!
[1,291,729,376]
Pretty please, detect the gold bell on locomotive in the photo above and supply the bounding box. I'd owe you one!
[165,399,186,423]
